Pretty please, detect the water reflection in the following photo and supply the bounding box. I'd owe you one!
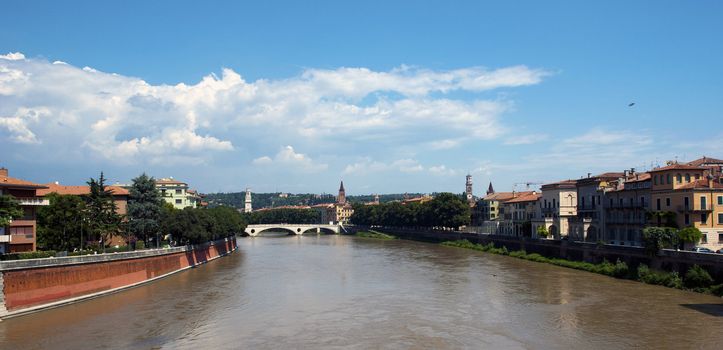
[1,235,722,349]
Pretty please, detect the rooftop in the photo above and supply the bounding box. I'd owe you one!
[0,168,47,189]
[504,192,541,203]
[38,183,129,196]
[649,163,706,173]
[687,156,723,167]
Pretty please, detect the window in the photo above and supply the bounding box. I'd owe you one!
[701,233,707,243]
[667,174,671,184]
[719,233,723,243]
[656,198,661,210]
[685,173,691,182]
[175,199,182,204]
[175,189,182,194]
[701,213,708,225]
[685,214,690,225]
[695,174,700,180]
[629,198,634,207]
[719,213,723,225]
[684,196,689,209]
[718,196,723,205]
[666,198,671,207]
[610,198,614,207]
[701,196,707,210]
[640,196,646,207]
[654,175,658,185]
[676,174,682,183]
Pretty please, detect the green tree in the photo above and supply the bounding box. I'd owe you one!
[85,172,122,249]
[677,226,703,249]
[0,194,23,229]
[208,206,246,237]
[642,227,678,256]
[536,226,549,238]
[427,193,471,229]
[127,173,163,247]
[37,193,86,251]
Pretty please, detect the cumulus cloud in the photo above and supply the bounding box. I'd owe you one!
[428,165,458,176]
[253,145,327,172]
[0,53,548,168]
[343,158,426,175]
[504,133,548,145]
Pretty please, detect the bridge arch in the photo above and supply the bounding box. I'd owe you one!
[245,224,341,237]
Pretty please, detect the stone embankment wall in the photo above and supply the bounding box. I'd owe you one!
[358,226,723,281]
[0,237,237,319]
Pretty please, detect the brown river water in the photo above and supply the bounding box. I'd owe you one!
[1,234,722,349]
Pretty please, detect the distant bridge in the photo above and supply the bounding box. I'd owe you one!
[244,224,342,237]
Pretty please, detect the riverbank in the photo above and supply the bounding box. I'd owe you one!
[442,239,723,296]
[354,231,395,240]
[0,237,237,319]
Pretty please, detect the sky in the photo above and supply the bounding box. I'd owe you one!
[1,0,723,195]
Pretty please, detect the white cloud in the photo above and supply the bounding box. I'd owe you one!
[504,133,548,145]
[0,52,25,60]
[0,52,548,169]
[392,158,424,173]
[252,146,328,172]
[252,156,273,165]
[343,157,424,175]
[428,165,458,176]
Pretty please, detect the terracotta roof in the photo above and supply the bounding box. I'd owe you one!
[38,183,129,196]
[484,191,534,202]
[155,178,187,185]
[592,172,626,179]
[256,205,312,211]
[676,179,723,190]
[626,172,651,182]
[687,156,723,167]
[541,180,577,189]
[649,163,706,172]
[504,192,541,203]
[0,174,47,189]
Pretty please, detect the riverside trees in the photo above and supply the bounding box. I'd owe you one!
[350,192,470,229]
[127,173,163,246]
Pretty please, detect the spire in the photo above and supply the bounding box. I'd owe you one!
[487,182,494,195]
[337,180,346,204]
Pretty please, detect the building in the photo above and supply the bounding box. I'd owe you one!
[603,172,651,246]
[480,189,517,222]
[498,192,540,237]
[0,168,48,253]
[312,181,354,224]
[37,182,130,247]
[465,174,474,206]
[569,172,624,242]
[649,162,723,251]
[244,188,252,213]
[533,180,577,239]
[38,182,129,217]
[155,177,198,209]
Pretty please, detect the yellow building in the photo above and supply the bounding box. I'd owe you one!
[649,163,723,250]
[313,181,354,224]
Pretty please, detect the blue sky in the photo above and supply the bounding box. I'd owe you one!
[1,1,722,195]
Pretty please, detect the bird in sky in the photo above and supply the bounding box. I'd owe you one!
[628,102,636,107]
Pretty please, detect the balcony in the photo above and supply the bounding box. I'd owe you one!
[676,205,712,213]
[16,197,49,206]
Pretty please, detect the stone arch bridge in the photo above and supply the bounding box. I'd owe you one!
[244,224,342,237]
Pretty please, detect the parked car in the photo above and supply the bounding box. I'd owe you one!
[691,247,714,253]
[716,248,723,254]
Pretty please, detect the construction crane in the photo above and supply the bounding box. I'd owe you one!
[513,182,544,192]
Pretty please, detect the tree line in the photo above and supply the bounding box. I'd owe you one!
[243,208,320,225]
[350,193,471,229]
[27,173,246,252]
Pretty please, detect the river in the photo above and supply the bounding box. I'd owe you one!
[1,234,722,349]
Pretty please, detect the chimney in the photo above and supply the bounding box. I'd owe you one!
[587,172,591,178]
[708,174,715,189]
[623,170,628,177]
[0,167,7,177]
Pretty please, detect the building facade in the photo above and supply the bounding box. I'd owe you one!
[155,178,198,209]
[498,192,540,237]
[569,172,624,242]
[244,188,252,213]
[603,172,651,246]
[534,180,577,239]
[0,168,48,253]
[649,163,723,250]
[313,181,354,224]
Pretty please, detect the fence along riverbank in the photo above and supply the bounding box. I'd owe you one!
[0,237,237,319]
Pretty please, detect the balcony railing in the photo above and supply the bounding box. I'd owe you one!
[676,205,712,212]
[16,197,49,206]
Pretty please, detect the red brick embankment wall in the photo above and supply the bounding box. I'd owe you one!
[0,237,236,314]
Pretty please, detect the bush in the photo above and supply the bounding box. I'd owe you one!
[0,250,57,261]
[136,240,145,250]
[637,264,683,289]
[613,259,630,278]
[684,265,714,289]
[710,284,723,297]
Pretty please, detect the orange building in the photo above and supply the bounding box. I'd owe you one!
[0,168,48,253]
[649,162,723,250]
